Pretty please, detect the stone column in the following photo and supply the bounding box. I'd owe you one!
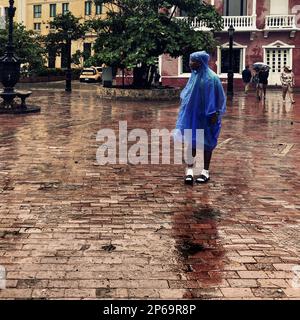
[252,0,257,16]
[16,0,26,25]
[252,0,257,29]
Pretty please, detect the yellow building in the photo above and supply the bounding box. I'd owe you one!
[0,0,107,68]
[0,0,26,25]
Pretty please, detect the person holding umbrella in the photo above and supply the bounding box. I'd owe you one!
[252,68,260,100]
[253,63,270,101]
[258,67,269,101]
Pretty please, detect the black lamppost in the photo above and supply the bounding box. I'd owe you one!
[227,25,235,98]
[0,0,20,94]
[65,29,72,92]
[0,0,40,113]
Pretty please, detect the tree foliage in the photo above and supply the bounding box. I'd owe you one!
[0,23,45,73]
[43,12,88,64]
[89,0,223,87]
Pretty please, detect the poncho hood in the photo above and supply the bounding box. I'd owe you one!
[190,51,210,71]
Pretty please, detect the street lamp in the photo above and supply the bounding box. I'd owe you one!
[227,24,235,98]
[0,0,20,93]
[0,0,40,113]
[65,28,72,92]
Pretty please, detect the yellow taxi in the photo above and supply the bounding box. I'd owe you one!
[79,66,102,83]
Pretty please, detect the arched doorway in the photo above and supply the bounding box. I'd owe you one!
[263,41,295,86]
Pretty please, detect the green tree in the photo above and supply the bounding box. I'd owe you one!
[90,0,223,87]
[43,12,88,67]
[0,23,45,74]
[72,50,84,67]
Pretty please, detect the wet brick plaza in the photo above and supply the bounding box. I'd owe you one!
[0,83,299,299]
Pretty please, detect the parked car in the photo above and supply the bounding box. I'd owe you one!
[79,67,102,83]
[95,67,103,74]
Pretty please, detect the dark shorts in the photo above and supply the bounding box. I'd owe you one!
[259,82,268,86]
[259,80,268,84]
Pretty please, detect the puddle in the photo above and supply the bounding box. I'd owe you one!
[0,230,20,238]
[176,240,205,258]
[17,279,43,288]
[173,205,225,298]
[193,207,222,222]
[96,288,113,298]
[102,244,116,253]
[38,182,61,190]
[80,244,91,251]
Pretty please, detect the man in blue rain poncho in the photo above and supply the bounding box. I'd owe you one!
[175,51,226,185]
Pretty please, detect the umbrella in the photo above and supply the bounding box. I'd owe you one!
[253,62,270,70]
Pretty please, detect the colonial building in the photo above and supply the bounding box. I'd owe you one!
[0,0,106,68]
[161,0,300,88]
[0,0,26,26]
[1,1,299,88]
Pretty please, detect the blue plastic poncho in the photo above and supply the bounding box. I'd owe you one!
[175,51,226,151]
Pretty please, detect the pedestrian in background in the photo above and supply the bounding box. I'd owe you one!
[258,67,269,101]
[242,65,252,94]
[253,69,260,100]
[281,66,295,104]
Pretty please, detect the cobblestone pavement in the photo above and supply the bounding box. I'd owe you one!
[0,86,299,299]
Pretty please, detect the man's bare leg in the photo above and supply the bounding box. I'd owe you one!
[185,147,196,185]
[196,150,212,183]
[204,150,212,170]
[288,87,295,103]
[263,84,267,100]
[283,86,287,102]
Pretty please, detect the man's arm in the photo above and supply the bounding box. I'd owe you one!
[280,73,284,85]
[211,77,226,124]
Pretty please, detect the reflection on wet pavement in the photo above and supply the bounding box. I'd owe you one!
[174,206,225,299]
[0,86,299,299]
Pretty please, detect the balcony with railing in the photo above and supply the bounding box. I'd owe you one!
[0,6,6,30]
[176,15,257,32]
[265,15,297,30]
[0,16,5,30]
[175,17,210,31]
[222,15,256,31]
[264,15,298,38]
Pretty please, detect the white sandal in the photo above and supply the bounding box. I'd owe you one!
[196,170,210,184]
[184,168,194,185]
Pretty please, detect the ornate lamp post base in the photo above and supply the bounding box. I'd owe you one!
[0,0,41,115]
[0,90,41,114]
[0,105,41,114]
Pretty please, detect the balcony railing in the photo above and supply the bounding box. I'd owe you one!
[0,16,5,30]
[176,15,256,32]
[265,15,296,30]
[223,15,256,30]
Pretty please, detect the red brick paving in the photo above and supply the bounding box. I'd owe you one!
[0,86,300,299]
